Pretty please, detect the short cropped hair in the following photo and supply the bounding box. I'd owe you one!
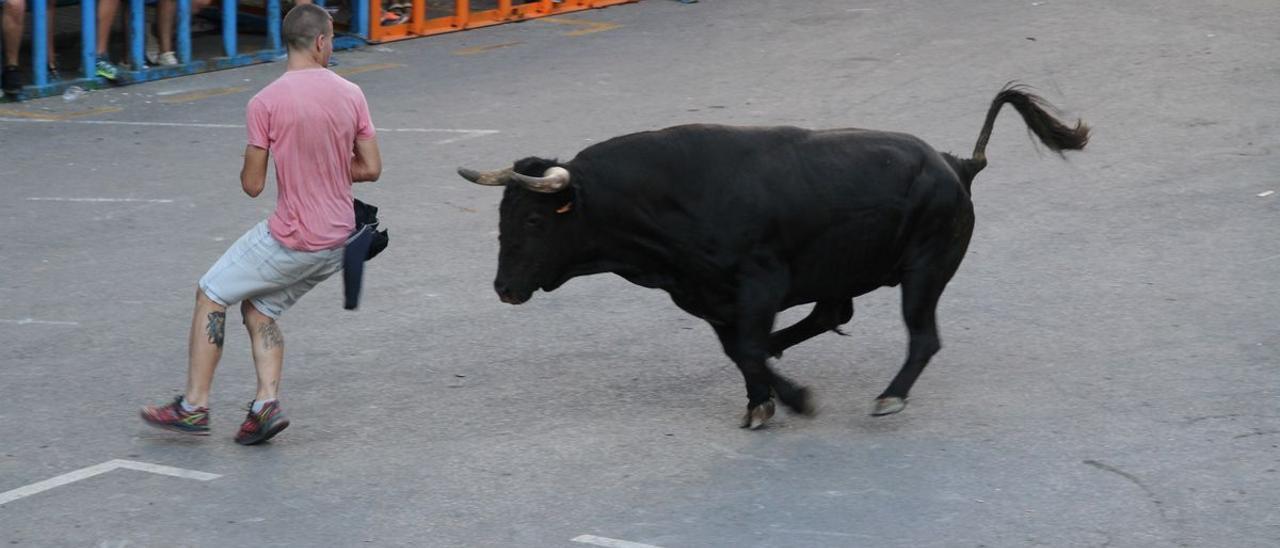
[283,4,331,52]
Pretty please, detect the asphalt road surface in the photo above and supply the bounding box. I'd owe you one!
[2,1,1278,546]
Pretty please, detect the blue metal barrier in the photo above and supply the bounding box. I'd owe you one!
[129,0,144,71]
[266,0,279,52]
[221,0,235,57]
[178,0,191,64]
[4,0,372,101]
[81,0,95,81]
[352,0,368,43]
[32,0,48,87]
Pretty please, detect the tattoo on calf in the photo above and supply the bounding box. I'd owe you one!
[206,311,226,348]
[258,321,283,351]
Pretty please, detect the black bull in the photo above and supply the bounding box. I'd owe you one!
[459,85,1089,429]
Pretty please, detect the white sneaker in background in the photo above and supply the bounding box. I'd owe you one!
[156,51,180,66]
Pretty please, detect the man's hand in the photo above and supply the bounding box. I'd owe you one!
[241,145,269,197]
[351,138,382,183]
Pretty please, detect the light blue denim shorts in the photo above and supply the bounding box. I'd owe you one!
[198,221,344,319]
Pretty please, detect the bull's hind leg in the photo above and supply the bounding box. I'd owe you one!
[872,271,943,416]
[874,214,973,416]
[768,299,854,359]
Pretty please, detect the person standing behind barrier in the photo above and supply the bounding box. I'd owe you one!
[151,0,320,67]
[151,0,309,67]
[1,0,58,94]
[140,4,382,445]
[151,0,213,66]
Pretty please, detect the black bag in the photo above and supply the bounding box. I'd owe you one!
[354,198,389,260]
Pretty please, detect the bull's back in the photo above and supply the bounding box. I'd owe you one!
[575,124,969,302]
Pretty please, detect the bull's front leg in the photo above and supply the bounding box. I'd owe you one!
[712,267,816,429]
[712,324,774,428]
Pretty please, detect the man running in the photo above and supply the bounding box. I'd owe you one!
[141,4,381,445]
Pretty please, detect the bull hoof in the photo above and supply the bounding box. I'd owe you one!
[740,400,776,430]
[871,396,907,416]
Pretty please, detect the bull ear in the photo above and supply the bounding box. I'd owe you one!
[511,166,571,194]
[457,167,512,186]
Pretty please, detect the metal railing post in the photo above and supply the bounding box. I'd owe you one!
[353,0,369,39]
[267,0,281,53]
[411,0,425,34]
[455,0,469,28]
[178,0,192,64]
[222,0,237,57]
[129,0,145,70]
[32,0,48,86]
[82,0,96,79]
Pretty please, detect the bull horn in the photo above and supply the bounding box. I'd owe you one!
[457,167,512,186]
[511,166,571,193]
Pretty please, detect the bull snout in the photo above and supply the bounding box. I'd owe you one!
[494,280,530,305]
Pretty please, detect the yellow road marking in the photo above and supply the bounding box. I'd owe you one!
[453,42,524,56]
[0,106,123,121]
[158,86,248,104]
[0,107,60,119]
[334,63,403,77]
[538,17,621,37]
[55,107,124,120]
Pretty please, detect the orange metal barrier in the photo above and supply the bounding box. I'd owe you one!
[369,0,635,43]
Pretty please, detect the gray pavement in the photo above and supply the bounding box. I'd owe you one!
[2,1,1279,546]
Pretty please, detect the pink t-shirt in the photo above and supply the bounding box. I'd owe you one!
[246,68,376,251]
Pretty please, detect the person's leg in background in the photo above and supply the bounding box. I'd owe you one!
[95,0,121,79]
[154,0,212,65]
[1,0,27,93]
[44,0,59,80]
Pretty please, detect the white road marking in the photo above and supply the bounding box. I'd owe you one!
[0,459,220,506]
[0,118,243,129]
[572,535,664,548]
[383,128,498,134]
[769,527,875,539]
[0,117,499,144]
[0,461,119,506]
[111,459,221,481]
[1258,190,1275,197]
[26,197,175,203]
[425,130,501,144]
[0,318,80,326]
[154,87,199,96]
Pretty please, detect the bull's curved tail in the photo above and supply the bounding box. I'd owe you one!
[961,83,1090,182]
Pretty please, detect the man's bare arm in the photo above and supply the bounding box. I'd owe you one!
[351,138,382,183]
[241,145,269,197]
